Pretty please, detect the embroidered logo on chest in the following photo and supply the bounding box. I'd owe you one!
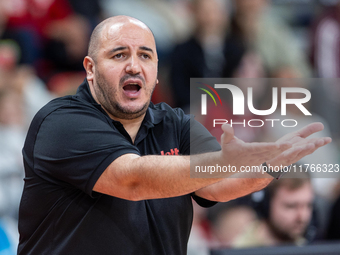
[160,148,179,155]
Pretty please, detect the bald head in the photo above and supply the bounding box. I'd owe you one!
[88,16,154,62]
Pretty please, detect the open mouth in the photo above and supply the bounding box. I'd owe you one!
[123,83,141,93]
[122,81,142,98]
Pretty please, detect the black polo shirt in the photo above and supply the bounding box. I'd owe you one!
[18,79,221,255]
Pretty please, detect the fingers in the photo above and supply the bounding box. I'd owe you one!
[317,137,332,146]
[286,143,316,162]
[245,141,291,155]
[220,122,332,171]
[289,137,330,158]
[253,143,292,162]
[298,137,332,157]
[278,141,293,150]
[296,122,324,138]
[268,136,332,166]
[293,136,332,150]
[220,124,235,145]
[268,145,306,167]
[230,142,292,166]
[220,133,292,168]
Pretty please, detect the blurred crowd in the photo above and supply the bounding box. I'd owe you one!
[1,0,340,254]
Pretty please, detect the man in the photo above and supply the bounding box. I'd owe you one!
[17,16,330,254]
[235,176,314,247]
[170,0,243,111]
[231,0,311,77]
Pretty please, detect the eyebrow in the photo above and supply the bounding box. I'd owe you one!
[139,46,154,54]
[109,46,154,55]
[109,46,127,54]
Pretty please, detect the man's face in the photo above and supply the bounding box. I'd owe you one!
[91,19,158,120]
[269,183,314,241]
[234,0,267,16]
[194,0,228,35]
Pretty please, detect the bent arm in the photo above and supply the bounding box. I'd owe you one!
[93,152,224,201]
[93,124,289,201]
[195,172,273,202]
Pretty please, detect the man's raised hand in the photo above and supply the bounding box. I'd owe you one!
[220,124,292,172]
[267,122,332,168]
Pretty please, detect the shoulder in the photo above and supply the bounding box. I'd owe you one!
[310,8,339,35]
[151,102,190,124]
[27,95,113,143]
[25,95,133,160]
[34,95,108,124]
[172,37,202,54]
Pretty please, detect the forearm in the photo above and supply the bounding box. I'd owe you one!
[128,153,224,200]
[94,151,236,201]
[195,171,274,202]
[94,124,292,201]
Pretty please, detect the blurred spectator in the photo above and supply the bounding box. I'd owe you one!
[0,217,18,255]
[0,87,26,254]
[170,0,246,111]
[231,0,311,77]
[309,1,340,141]
[258,76,338,240]
[233,51,266,78]
[260,77,339,201]
[187,202,211,255]
[0,40,54,126]
[0,88,25,218]
[208,198,257,248]
[310,1,340,78]
[100,0,192,61]
[0,40,20,72]
[235,175,315,248]
[0,39,53,219]
[0,27,54,255]
[0,0,91,80]
[327,187,340,240]
[68,0,103,29]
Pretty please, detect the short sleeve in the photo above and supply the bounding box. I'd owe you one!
[174,110,221,207]
[179,113,221,155]
[191,193,217,208]
[33,105,140,197]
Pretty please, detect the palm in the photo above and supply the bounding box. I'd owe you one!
[267,122,332,167]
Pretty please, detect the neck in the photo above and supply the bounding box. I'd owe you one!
[256,220,281,246]
[88,79,145,143]
[264,220,294,245]
[196,28,226,45]
[110,114,145,143]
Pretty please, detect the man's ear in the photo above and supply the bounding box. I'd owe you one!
[83,56,95,81]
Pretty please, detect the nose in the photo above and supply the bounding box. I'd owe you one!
[296,205,311,224]
[125,55,141,75]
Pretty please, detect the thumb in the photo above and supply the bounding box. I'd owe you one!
[221,124,235,145]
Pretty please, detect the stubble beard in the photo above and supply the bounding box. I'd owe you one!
[267,219,300,242]
[95,70,156,120]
